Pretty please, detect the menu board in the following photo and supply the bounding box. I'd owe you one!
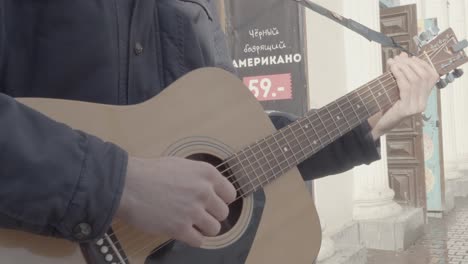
[225,0,309,116]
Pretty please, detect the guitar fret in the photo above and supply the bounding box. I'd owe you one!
[277,129,299,164]
[348,91,367,121]
[271,133,290,172]
[228,153,251,195]
[264,136,284,179]
[245,146,264,188]
[253,142,273,184]
[325,106,342,137]
[386,76,400,102]
[383,84,395,104]
[297,119,316,156]
[315,110,334,142]
[339,97,360,128]
[334,101,352,131]
[377,78,393,108]
[265,136,283,173]
[328,103,350,133]
[367,84,383,112]
[366,86,382,114]
[237,150,258,192]
[315,124,333,146]
[288,124,308,161]
[356,89,372,116]
[305,117,323,149]
[320,108,342,142]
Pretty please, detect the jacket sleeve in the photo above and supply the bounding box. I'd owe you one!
[0,93,128,243]
[0,92,128,242]
[268,111,381,181]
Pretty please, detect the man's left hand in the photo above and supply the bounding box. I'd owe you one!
[369,53,440,140]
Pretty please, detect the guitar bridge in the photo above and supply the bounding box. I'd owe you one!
[80,228,128,264]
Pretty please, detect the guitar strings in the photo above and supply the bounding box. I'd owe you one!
[108,41,450,263]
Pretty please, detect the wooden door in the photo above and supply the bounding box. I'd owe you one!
[380,4,427,210]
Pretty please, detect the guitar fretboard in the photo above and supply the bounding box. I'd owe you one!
[229,71,400,197]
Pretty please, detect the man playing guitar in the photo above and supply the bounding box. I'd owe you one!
[0,0,438,251]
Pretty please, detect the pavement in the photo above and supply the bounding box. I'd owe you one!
[367,197,468,264]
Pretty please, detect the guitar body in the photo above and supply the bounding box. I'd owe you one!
[0,68,321,264]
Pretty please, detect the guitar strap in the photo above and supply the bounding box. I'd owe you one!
[293,0,413,55]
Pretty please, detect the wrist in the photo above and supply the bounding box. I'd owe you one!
[371,127,383,141]
[117,156,138,219]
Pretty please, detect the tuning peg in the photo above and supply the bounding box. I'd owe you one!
[451,39,468,53]
[419,31,432,42]
[446,73,456,83]
[436,78,448,89]
[413,36,423,47]
[453,68,464,78]
[428,25,440,36]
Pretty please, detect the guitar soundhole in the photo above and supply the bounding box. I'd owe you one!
[187,153,243,236]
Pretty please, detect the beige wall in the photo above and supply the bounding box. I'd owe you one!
[305,0,356,233]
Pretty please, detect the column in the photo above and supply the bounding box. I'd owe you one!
[452,0,468,173]
[353,137,402,219]
[343,0,403,220]
[425,0,462,180]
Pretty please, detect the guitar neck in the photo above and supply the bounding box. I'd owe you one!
[231,72,400,197]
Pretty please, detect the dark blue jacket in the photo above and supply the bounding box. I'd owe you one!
[0,0,379,243]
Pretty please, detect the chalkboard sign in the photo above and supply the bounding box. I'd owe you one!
[225,0,309,117]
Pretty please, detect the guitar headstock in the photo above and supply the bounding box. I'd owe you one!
[417,28,468,89]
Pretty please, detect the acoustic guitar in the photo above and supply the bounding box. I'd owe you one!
[0,28,466,264]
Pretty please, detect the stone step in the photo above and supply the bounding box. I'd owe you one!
[358,207,425,251]
[453,177,468,198]
[318,246,367,264]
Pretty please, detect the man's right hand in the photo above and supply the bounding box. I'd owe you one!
[116,156,237,247]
